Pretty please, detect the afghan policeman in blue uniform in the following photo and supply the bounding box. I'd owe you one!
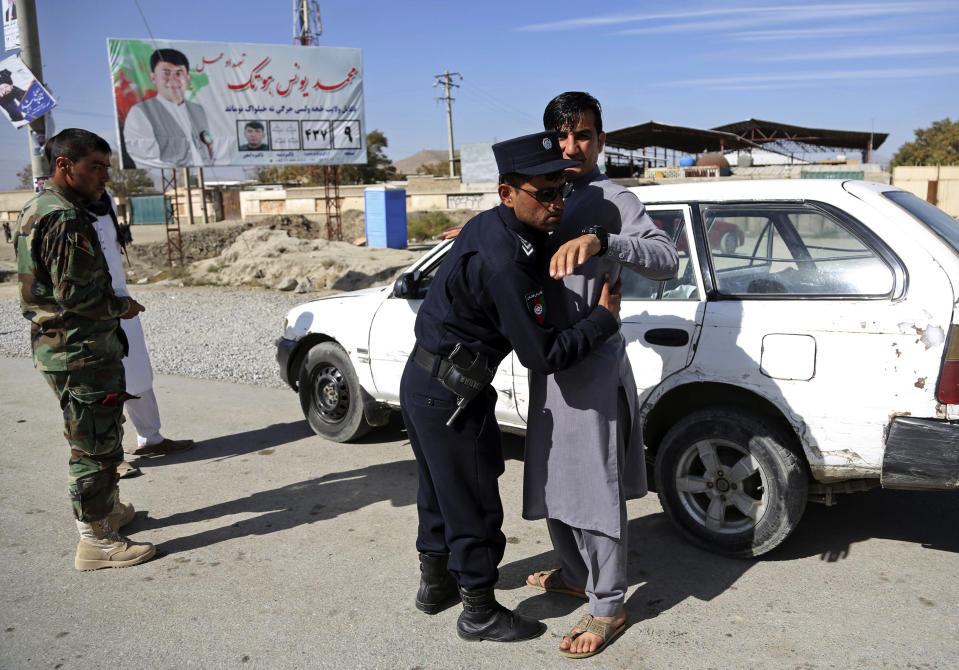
[400,130,624,643]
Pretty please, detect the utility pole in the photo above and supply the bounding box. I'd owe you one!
[15,0,50,186]
[182,168,195,225]
[293,0,321,45]
[293,1,342,240]
[433,70,462,177]
[196,167,209,223]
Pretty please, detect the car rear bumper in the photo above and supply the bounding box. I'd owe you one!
[275,336,298,390]
[881,417,959,490]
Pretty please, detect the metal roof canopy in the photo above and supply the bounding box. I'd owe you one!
[605,121,759,154]
[712,119,887,154]
[605,119,887,156]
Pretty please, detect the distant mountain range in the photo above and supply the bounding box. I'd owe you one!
[393,149,458,176]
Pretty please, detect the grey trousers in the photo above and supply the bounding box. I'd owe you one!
[544,388,630,617]
[546,514,627,616]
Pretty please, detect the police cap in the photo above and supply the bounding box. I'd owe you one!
[492,131,580,176]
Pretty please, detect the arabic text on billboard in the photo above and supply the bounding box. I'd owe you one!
[107,38,365,169]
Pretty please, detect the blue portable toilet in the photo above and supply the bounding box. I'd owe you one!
[364,187,407,249]
[129,195,172,224]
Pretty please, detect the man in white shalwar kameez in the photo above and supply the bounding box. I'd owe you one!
[90,193,193,476]
[523,92,678,658]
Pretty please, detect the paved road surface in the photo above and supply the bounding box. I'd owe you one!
[1,357,957,669]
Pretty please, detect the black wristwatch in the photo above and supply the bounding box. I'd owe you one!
[582,225,608,257]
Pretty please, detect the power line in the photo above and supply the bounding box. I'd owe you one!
[132,0,160,48]
[460,82,539,125]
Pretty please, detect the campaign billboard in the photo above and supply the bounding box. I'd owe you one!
[0,53,57,129]
[3,0,18,51]
[107,38,365,169]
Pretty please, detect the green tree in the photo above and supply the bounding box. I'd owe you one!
[338,130,398,184]
[106,153,155,199]
[890,118,959,167]
[253,130,398,186]
[417,159,461,177]
[15,164,33,190]
[253,164,324,185]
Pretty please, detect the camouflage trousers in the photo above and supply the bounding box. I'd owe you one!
[42,361,132,522]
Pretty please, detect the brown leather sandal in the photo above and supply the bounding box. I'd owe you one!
[116,461,141,478]
[526,568,588,599]
[559,613,626,658]
[125,438,194,456]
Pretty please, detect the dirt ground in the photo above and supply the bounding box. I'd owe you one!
[0,210,459,293]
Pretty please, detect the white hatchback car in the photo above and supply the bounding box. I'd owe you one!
[276,179,959,557]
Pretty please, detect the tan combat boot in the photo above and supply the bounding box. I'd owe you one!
[106,488,135,531]
[75,518,156,571]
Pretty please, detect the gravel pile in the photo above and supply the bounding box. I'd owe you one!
[0,287,314,389]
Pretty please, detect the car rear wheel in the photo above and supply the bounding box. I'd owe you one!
[720,230,739,254]
[298,342,372,442]
[654,405,808,557]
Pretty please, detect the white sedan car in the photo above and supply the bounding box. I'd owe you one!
[276,179,959,557]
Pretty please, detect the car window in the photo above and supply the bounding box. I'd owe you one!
[412,255,445,298]
[398,243,451,299]
[702,205,894,297]
[621,209,700,301]
[884,190,959,256]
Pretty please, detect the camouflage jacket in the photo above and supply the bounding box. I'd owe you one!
[14,182,131,371]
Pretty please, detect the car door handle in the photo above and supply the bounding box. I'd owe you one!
[644,328,689,347]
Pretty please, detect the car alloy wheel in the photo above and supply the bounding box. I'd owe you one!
[674,438,767,534]
[655,405,808,557]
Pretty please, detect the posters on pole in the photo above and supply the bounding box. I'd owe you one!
[107,38,366,169]
[0,53,57,128]
[2,0,17,51]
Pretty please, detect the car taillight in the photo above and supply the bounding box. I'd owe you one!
[938,325,959,404]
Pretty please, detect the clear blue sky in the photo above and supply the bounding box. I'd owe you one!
[2,0,958,189]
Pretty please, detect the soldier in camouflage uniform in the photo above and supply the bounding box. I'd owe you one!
[14,128,156,571]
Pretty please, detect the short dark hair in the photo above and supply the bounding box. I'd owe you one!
[543,91,603,134]
[150,48,190,72]
[44,128,111,166]
[244,121,264,131]
[498,170,564,187]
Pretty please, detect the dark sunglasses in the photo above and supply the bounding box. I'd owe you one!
[515,182,572,203]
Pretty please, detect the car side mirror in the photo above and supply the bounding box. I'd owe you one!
[392,270,422,299]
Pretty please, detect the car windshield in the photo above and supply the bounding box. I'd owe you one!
[884,191,959,256]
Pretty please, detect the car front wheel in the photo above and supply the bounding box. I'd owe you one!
[298,342,372,442]
[654,406,808,557]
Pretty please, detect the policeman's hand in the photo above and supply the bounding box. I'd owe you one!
[597,275,622,320]
[549,234,602,279]
[121,298,145,320]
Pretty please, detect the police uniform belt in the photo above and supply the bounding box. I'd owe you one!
[412,342,453,378]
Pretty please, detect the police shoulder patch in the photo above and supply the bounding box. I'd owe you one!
[525,290,546,324]
[71,232,95,256]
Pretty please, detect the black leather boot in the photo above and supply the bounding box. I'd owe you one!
[456,587,546,642]
[415,553,459,614]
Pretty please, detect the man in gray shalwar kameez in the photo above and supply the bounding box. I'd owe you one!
[523,92,678,658]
